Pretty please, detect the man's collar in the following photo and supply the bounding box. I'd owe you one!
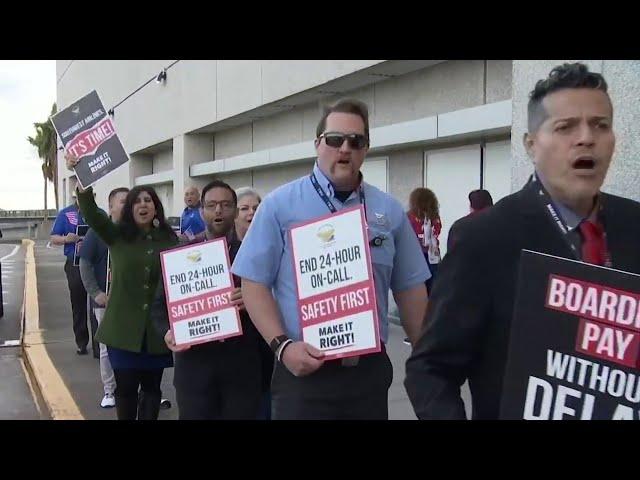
[312,161,363,200]
[534,170,598,230]
[204,229,233,242]
[184,203,201,211]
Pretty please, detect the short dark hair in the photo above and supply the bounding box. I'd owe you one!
[108,187,129,205]
[316,98,370,142]
[527,63,610,133]
[201,180,237,206]
[469,189,494,210]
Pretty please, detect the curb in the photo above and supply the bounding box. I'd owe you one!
[20,239,84,420]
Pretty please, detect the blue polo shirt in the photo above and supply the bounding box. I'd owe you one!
[180,205,206,237]
[51,204,85,259]
[231,162,430,343]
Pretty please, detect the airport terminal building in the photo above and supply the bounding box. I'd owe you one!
[56,60,639,253]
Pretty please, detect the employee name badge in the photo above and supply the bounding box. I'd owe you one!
[73,224,89,266]
[290,205,381,360]
[160,238,242,347]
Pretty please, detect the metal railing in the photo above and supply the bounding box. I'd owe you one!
[0,209,57,218]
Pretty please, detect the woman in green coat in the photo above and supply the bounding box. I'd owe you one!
[74,178,178,420]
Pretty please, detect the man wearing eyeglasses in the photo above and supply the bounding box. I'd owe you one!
[151,180,263,419]
[232,98,430,420]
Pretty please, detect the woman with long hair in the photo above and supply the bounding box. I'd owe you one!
[407,187,442,294]
[67,154,178,420]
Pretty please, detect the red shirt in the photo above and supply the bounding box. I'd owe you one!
[407,212,441,252]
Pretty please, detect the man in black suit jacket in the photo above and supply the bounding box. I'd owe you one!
[405,62,640,420]
[446,189,494,253]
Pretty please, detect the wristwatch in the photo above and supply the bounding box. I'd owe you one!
[270,334,290,354]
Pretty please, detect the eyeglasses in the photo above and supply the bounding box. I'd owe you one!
[319,132,368,150]
[204,201,236,211]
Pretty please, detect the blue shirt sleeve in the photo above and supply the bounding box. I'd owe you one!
[50,210,69,236]
[390,202,431,292]
[193,211,206,235]
[231,195,284,287]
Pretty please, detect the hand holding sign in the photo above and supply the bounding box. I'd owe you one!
[95,292,107,307]
[161,239,243,347]
[65,150,80,170]
[64,151,87,193]
[164,329,191,353]
[290,206,381,361]
[51,90,130,190]
[230,287,245,311]
[65,232,80,244]
[281,341,325,377]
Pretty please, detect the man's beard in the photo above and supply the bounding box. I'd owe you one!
[207,221,232,238]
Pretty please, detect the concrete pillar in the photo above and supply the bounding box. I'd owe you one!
[129,153,152,186]
[601,60,640,201]
[511,60,640,202]
[172,133,214,216]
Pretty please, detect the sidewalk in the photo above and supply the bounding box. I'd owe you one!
[0,347,42,420]
[31,239,469,420]
[33,240,176,420]
[0,242,41,420]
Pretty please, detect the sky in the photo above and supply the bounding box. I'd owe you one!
[0,60,57,211]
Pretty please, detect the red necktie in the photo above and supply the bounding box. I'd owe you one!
[579,220,606,266]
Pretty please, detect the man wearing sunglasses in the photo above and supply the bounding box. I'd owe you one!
[232,98,430,420]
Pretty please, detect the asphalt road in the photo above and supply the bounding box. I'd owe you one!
[0,241,41,420]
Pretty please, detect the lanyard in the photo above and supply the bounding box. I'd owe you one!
[309,172,366,220]
[532,175,611,267]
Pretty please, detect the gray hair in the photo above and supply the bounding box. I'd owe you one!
[235,186,261,203]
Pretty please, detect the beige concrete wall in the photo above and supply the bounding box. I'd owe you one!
[153,149,173,173]
[153,183,173,218]
[373,60,485,127]
[172,133,214,215]
[486,60,513,103]
[252,161,314,198]
[214,124,253,160]
[253,108,305,151]
[57,60,522,212]
[216,171,253,191]
[56,60,384,208]
[388,148,424,208]
[601,60,640,202]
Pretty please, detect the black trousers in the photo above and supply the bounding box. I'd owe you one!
[174,339,262,420]
[113,368,163,420]
[271,349,393,420]
[425,253,439,295]
[63,259,88,349]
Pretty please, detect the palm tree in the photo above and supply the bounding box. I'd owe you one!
[27,102,58,217]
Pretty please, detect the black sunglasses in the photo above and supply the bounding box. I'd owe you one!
[319,132,369,150]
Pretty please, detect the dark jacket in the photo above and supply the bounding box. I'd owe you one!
[446,210,487,253]
[405,180,640,420]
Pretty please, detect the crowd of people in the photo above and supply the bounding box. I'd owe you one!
[50,62,640,420]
